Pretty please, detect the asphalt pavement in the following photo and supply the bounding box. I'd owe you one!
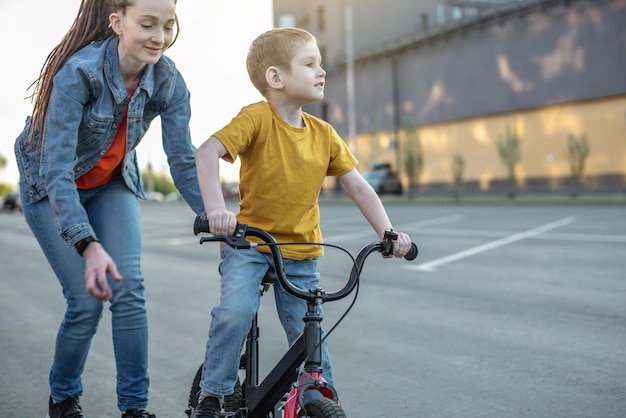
[1,201,625,417]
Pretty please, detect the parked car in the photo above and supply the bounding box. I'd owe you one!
[164,192,183,203]
[362,162,403,195]
[2,191,22,212]
[144,191,165,202]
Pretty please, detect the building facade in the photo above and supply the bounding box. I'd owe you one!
[273,0,626,193]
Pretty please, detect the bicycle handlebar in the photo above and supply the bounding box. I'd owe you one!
[193,216,418,302]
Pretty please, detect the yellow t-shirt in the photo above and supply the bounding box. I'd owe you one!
[214,101,358,259]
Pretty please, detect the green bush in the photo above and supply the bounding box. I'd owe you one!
[141,170,177,195]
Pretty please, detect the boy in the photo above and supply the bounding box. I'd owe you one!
[194,27,412,417]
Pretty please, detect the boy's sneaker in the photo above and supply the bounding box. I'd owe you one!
[121,409,156,418]
[192,396,221,418]
[47,396,85,418]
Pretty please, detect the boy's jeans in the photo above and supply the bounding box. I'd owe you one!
[20,176,150,411]
[200,245,334,395]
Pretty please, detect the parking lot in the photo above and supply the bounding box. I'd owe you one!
[1,201,625,417]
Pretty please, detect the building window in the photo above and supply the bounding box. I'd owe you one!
[464,7,479,18]
[451,6,463,20]
[436,3,446,25]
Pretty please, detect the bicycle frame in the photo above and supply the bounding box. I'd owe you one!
[240,286,338,418]
[190,217,417,417]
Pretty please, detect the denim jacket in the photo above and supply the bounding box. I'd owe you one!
[15,36,204,247]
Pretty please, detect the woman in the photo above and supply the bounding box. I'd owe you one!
[14,0,204,416]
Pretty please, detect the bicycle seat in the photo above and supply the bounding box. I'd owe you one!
[261,267,278,286]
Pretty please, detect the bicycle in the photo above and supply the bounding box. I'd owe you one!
[186,216,418,418]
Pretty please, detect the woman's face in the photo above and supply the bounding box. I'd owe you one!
[110,0,176,69]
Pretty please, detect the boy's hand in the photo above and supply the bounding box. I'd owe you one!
[207,208,237,236]
[390,231,412,258]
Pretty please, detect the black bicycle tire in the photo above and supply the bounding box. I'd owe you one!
[187,364,244,413]
[224,379,244,411]
[187,364,202,410]
[299,398,347,418]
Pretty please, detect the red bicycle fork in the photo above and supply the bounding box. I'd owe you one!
[283,372,340,417]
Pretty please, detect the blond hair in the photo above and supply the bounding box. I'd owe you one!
[246,27,316,96]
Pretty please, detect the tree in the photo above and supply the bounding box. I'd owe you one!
[402,119,424,197]
[0,153,7,173]
[0,153,11,197]
[566,133,590,197]
[497,126,521,199]
[451,153,465,199]
[143,162,155,192]
[141,165,177,196]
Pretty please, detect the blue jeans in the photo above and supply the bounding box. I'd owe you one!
[201,245,334,395]
[20,175,149,412]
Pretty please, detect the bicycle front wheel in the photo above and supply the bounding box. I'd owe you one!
[298,398,347,418]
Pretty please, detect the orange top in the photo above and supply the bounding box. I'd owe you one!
[75,103,128,190]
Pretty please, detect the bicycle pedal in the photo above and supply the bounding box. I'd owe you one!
[220,410,244,418]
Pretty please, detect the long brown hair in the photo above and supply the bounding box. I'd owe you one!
[27,0,179,144]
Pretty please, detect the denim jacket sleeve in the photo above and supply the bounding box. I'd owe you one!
[39,62,98,246]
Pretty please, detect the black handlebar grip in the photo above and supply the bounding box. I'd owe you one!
[194,216,210,235]
[405,243,418,261]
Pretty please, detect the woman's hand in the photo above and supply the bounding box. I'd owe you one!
[82,242,122,301]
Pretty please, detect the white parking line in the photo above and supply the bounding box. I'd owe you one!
[167,237,198,246]
[405,216,575,272]
[416,228,626,243]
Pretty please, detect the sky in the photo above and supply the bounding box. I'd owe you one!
[0,0,274,186]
